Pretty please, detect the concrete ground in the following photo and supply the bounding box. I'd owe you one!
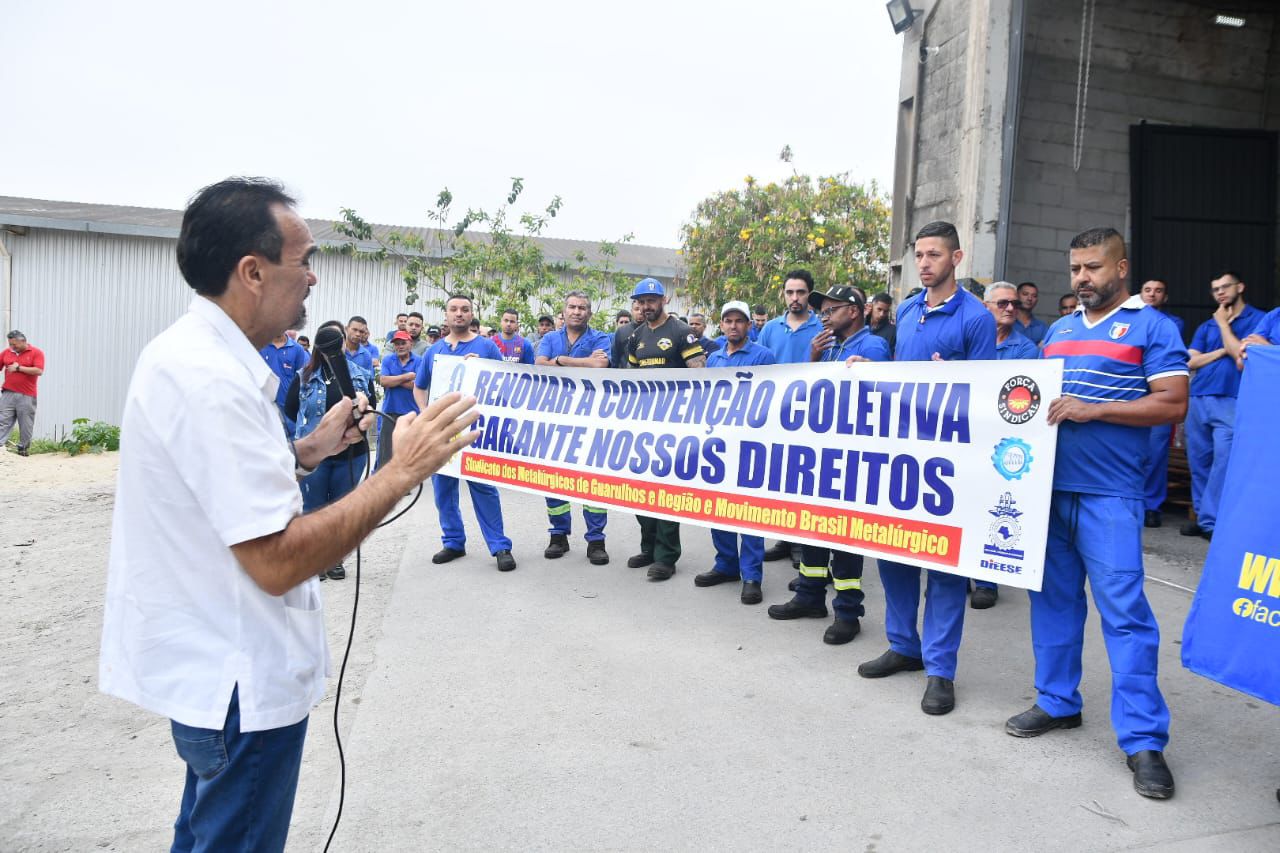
[317,491,1280,852]
[3,453,1278,851]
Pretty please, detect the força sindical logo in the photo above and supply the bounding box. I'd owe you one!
[997,375,1042,425]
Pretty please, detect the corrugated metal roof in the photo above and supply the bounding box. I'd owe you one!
[0,195,680,277]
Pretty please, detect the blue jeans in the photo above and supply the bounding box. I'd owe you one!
[170,687,308,852]
[301,454,361,513]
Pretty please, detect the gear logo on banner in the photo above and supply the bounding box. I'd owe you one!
[997,375,1042,425]
[983,492,1025,560]
[991,437,1034,480]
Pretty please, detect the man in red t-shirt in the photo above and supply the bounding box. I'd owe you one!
[1,330,44,456]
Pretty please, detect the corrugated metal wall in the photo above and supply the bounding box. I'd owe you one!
[6,228,676,440]
[6,229,440,439]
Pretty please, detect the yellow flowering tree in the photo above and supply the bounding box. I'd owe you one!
[679,149,890,314]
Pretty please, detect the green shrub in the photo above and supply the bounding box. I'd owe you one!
[61,418,121,456]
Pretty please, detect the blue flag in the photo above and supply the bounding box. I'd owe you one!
[1182,345,1280,706]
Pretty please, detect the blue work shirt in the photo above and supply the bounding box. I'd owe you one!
[700,335,722,354]
[1153,310,1185,339]
[706,339,777,368]
[747,324,761,342]
[536,326,613,362]
[1188,304,1265,398]
[1043,295,1189,498]
[362,342,381,367]
[345,346,376,374]
[894,288,997,362]
[817,325,891,364]
[757,311,823,364]
[414,335,504,391]
[259,338,310,408]
[1254,307,1280,344]
[380,351,422,415]
[1019,315,1049,345]
[996,327,1040,360]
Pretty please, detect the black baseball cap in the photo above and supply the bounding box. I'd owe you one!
[809,285,866,312]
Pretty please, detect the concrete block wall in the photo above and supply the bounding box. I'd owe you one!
[910,0,971,229]
[1006,0,1279,317]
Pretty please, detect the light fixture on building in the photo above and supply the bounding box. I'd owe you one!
[1213,14,1246,27]
[886,0,918,34]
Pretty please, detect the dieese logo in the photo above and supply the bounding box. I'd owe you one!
[997,375,1041,425]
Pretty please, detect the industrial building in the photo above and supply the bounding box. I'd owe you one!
[0,196,678,439]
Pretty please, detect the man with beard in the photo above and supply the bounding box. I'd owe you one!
[625,278,706,581]
[414,295,517,572]
[866,292,897,356]
[757,270,824,566]
[693,300,776,605]
[768,285,888,643]
[536,291,613,564]
[1179,271,1264,540]
[1008,227,1187,800]
[856,222,995,717]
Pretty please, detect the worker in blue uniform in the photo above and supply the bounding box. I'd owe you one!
[766,285,888,642]
[1007,227,1188,801]
[970,282,1039,610]
[856,221,995,716]
[757,270,824,567]
[1137,279,1185,528]
[1181,272,1264,540]
[413,294,516,572]
[694,300,777,605]
[535,291,614,564]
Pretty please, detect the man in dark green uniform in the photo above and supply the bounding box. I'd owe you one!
[625,277,707,580]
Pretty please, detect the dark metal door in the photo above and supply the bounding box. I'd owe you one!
[1130,123,1277,339]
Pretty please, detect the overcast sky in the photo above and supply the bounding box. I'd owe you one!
[1,0,903,248]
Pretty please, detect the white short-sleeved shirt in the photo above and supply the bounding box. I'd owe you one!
[99,297,330,732]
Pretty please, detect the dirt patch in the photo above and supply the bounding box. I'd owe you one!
[0,449,413,851]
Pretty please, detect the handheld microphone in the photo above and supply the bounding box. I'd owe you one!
[314,325,357,400]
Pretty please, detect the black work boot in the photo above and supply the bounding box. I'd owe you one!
[544,534,570,559]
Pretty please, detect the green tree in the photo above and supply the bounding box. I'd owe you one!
[679,148,891,314]
[329,179,631,331]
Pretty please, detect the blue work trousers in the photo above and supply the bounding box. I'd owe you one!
[433,474,512,554]
[1143,423,1172,513]
[878,559,968,679]
[546,498,607,541]
[1185,395,1235,532]
[170,687,308,853]
[1030,491,1169,754]
[794,544,865,622]
[709,528,765,583]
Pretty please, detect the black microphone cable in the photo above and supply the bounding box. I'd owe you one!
[320,399,425,852]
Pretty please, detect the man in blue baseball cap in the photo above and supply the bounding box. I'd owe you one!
[623,277,707,581]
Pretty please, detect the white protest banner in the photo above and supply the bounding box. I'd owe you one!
[430,355,1062,591]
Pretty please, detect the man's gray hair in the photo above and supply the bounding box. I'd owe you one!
[6,330,25,341]
[564,290,592,309]
[985,281,1018,299]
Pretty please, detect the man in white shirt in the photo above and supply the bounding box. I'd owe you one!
[99,178,478,852]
